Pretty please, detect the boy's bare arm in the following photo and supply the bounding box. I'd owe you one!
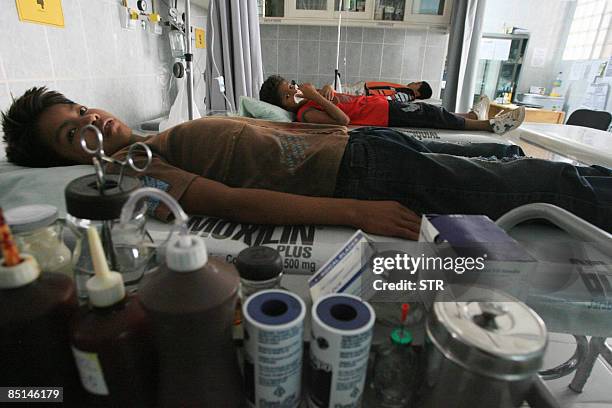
[180,176,421,240]
[300,84,350,126]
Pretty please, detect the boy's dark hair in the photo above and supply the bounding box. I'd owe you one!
[419,81,433,99]
[259,75,286,107]
[2,87,76,167]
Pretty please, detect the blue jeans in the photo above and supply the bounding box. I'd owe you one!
[334,127,612,232]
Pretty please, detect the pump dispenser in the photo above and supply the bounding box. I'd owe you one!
[70,227,155,407]
[0,208,81,401]
[131,188,244,407]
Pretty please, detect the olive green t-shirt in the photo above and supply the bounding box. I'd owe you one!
[112,117,349,220]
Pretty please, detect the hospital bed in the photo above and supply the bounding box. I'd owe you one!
[1,121,611,398]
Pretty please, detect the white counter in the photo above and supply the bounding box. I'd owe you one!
[512,123,612,167]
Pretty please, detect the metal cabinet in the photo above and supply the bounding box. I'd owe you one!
[474,33,530,105]
[258,0,453,26]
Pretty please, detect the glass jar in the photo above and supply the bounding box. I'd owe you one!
[233,246,284,336]
[4,205,73,278]
[67,203,152,300]
[65,171,155,300]
[236,246,284,299]
[372,328,419,408]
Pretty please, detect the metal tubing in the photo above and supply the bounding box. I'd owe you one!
[496,203,612,249]
[539,335,588,380]
[569,337,607,392]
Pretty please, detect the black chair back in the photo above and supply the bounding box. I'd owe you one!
[566,109,612,131]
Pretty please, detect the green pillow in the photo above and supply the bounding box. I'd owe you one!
[239,96,295,122]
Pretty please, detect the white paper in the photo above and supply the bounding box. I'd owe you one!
[581,83,609,110]
[569,62,588,80]
[531,48,548,68]
[308,230,376,301]
[479,38,512,60]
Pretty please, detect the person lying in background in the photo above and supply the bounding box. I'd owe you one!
[259,75,521,134]
[2,87,611,240]
[333,80,432,102]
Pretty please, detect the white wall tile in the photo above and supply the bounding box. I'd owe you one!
[0,83,11,114]
[318,42,337,75]
[80,1,119,78]
[360,44,383,78]
[0,8,53,80]
[426,30,449,48]
[262,24,443,87]
[383,28,405,45]
[0,0,181,129]
[381,44,403,78]
[7,81,57,103]
[421,46,446,81]
[46,0,88,80]
[401,46,425,80]
[0,52,6,82]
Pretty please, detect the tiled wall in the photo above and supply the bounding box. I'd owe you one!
[0,0,207,129]
[260,24,449,99]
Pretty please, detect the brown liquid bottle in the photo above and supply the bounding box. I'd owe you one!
[70,227,156,407]
[0,208,82,405]
[139,234,244,407]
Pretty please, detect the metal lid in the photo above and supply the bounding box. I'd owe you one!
[4,205,59,233]
[236,246,283,281]
[65,174,141,220]
[426,286,547,380]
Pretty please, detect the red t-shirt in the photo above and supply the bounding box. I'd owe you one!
[296,93,389,126]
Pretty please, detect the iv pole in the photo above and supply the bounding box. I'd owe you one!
[334,0,343,91]
[184,0,195,120]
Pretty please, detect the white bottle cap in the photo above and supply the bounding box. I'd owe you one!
[166,234,208,272]
[86,227,125,308]
[0,254,40,288]
[294,92,304,104]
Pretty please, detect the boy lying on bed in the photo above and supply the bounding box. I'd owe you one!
[260,75,524,134]
[2,87,611,240]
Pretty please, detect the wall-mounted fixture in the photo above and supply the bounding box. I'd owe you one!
[119,0,162,34]
[15,0,65,27]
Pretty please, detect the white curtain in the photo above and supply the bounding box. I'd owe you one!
[206,0,264,112]
[443,0,487,113]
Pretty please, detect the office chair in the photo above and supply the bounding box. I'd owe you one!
[566,109,612,131]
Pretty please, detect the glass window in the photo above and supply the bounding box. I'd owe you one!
[412,0,445,16]
[563,0,611,60]
[259,0,285,17]
[296,0,328,10]
[374,0,406,21]
[335,0,367,12]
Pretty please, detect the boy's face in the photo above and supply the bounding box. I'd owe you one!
[406,82,422,98]
[277,80,301,111]
[37,103,132,164]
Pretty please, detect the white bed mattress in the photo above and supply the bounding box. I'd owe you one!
[1,123,611,338]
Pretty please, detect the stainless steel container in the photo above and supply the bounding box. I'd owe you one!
[422,287,548,408]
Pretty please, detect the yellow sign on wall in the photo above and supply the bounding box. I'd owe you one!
[16,0,65,28]
[195,28,206,49]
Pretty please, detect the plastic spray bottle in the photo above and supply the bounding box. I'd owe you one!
[70,227,156,407]
[550,72,563,97]
[127,188,244,407]
[0,208,81,402]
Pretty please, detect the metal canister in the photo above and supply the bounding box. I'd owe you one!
[422,287,548,408]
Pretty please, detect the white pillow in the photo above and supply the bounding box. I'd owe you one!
[239,96,295,122]
[0,165,94,216]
